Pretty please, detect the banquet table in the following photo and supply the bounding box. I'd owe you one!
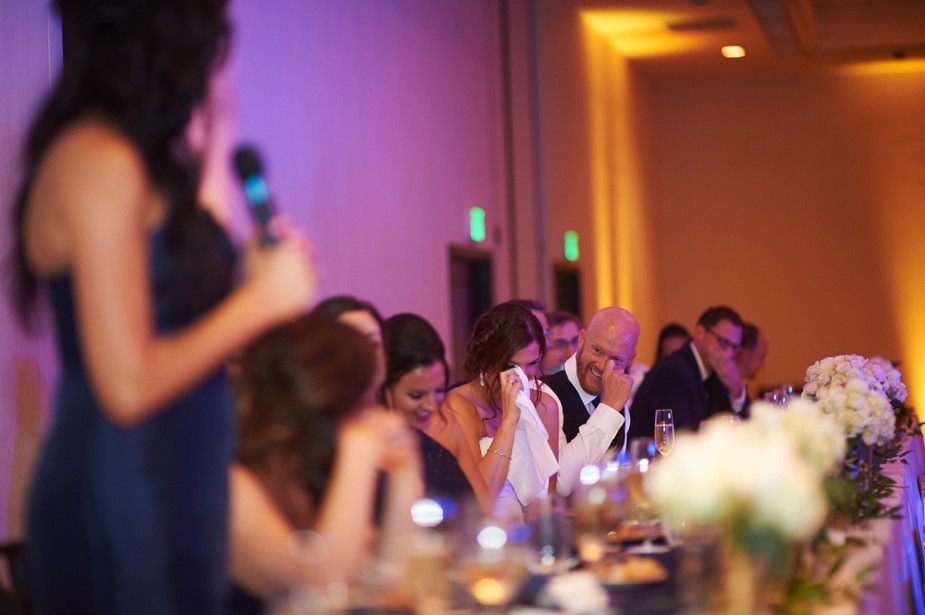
[341,438,925,615]
[510,435,925,615]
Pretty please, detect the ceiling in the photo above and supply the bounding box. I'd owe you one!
[577,0,925,78]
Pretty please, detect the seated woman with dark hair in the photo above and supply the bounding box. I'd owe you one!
[382,313,492,513]
[655,323,691,362]
[227,315,422,609]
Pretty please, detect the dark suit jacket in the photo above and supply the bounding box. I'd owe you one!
[542,369,623,449]
[628,344,737,440]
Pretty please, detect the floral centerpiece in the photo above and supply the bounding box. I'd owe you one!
[802,354,895,447]
[779,354,918,612]
[801,353,916,522]
[647,401,842,613]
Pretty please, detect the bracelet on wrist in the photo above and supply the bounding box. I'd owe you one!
[487,447,511,460]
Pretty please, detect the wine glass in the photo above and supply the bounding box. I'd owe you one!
[525,494,572,575]
[573,464,620,565]
[457,524,526,609]
[624,438,669,554]
[654,409,674,456]
[450,507,527,611]
[779,384,794,409]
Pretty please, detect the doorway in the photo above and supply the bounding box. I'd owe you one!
[553,264,581,318]
[449,247,494,384]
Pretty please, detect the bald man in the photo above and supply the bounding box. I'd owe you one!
[540,307,638,496]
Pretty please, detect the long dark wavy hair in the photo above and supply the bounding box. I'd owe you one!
[8,0,232,328]
[463,301,546,417]
[235,315,377,524]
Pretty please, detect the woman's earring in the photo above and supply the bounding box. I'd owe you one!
[479,371,485,387]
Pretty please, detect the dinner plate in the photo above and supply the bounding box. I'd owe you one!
[603,576,668,590]
[606,526,664,544]
[625,542,671,555]
[591,557,669,589]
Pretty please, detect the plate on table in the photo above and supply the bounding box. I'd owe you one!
[591,556,669,589]
[606,524,664,545]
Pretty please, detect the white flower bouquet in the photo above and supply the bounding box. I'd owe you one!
[646,401,849,613]
[748,399,847,476]
[647,409,829,543]
[802,354,896,447]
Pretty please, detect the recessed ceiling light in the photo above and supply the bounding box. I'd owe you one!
[721,45,746,58]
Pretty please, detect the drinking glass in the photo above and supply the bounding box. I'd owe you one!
[451,508,527,611]
[405,530,451,615]
[779,384,794,409]
[624,438,669,554]
[654,409,674,456]
[457,525,526,609]
[573,464,621,564]
[525,494,572,575]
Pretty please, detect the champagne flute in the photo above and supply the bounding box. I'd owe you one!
[654,409,674,457]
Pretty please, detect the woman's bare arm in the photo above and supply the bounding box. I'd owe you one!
[227,464,311,599]
[429,414,494,514]
[27,121,314,427]
[443,375,521,501]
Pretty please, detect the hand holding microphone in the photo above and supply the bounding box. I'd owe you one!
[234,145,278,246]
[233,144,317,319]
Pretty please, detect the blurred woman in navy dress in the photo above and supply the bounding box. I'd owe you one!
[8,0,314,612]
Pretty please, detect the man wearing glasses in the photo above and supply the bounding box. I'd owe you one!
[628,306,747,439]
[542,310,582,375]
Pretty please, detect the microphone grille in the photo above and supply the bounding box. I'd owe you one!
[233,146,262,179]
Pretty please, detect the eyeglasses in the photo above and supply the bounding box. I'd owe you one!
[551,337,579,351]
[706,328,740,352]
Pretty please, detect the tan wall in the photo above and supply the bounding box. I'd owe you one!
[649,69,925,400]
[535,5,925,404]
[534,6,661,354]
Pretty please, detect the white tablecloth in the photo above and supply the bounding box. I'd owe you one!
[824,435,925,615]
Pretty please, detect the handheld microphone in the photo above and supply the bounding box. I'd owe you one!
[233,145,278,246]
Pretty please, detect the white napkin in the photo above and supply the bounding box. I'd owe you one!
[507,365,560,506]
[540,571,610,613]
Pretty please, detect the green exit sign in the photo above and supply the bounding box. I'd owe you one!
[564,230,579,261]
[469,207,486,243]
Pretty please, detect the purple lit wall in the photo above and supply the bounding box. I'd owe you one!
[219,0,516,337]
[0,0,536,541]
[0,0,59,540]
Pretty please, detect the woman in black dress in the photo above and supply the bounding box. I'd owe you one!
[382,313,492,513]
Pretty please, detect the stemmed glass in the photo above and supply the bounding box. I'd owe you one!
[572,463,626,564]
[624,438,669,554]
[654,409,674,457]
[525,494,572,575]
[450,506,527,611]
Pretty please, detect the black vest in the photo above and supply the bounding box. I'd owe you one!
[543,370,623,449]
